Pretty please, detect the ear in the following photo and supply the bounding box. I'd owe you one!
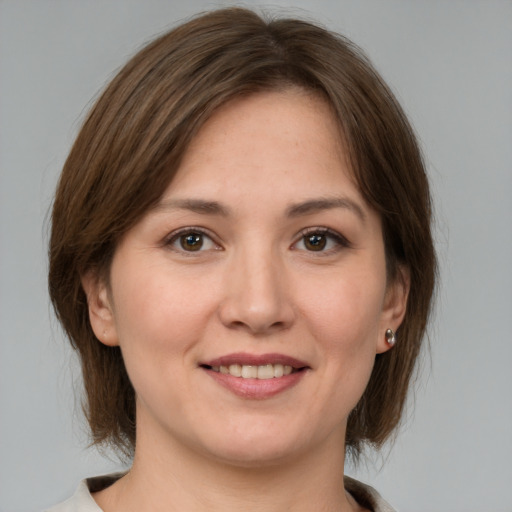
[81,271,119,347]
[376,265,410,354]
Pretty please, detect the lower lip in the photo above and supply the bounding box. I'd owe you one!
[204,368,307,399]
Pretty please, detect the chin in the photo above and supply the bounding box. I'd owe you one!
[205,440,302,469]
[193,419,323,469]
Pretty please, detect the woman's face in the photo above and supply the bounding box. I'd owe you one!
[85,89,407,466]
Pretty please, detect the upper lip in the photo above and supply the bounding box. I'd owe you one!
[201,352,310,369]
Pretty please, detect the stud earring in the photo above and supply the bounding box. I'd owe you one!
[385,328,396,346]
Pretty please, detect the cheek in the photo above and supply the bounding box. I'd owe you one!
[109,267,216,414]
[304,271,386,346]
[301,269,386,399]
[110,262,217,363]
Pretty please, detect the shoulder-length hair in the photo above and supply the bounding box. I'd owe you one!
[49,7,436,459]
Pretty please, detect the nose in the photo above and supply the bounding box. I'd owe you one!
[218,246,295,335]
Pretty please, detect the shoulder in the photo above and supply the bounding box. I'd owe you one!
[344,475,397,512]
[45,473,393,512]
[45,473,125,512]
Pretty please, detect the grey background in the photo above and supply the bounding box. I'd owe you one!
[1,1,511,511]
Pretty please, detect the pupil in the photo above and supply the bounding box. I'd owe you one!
[306,234,326,251]
[181,233,203,251]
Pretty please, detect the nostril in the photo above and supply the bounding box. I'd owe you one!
[217,275,295,334]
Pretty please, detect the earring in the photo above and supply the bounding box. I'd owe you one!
[385,328,396,346]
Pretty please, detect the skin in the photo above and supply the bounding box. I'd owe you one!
[83,89,408,512]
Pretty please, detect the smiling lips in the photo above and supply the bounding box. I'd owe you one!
[201,353,309,399]
[210,363,295,379]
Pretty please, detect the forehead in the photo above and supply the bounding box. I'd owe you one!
[164,89,359,204]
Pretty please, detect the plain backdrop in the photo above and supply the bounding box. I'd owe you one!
[1,1,511,511]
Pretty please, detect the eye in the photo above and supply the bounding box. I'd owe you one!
[166,229,219,253]
[294,228,350,253]
[303,233,328,251]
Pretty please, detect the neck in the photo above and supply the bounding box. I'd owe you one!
[94,419,358,512]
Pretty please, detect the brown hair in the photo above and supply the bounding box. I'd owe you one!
[49,7,436,459]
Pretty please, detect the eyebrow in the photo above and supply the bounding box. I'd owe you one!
[152,196,365,221]
[286,197,366,222]
[152,198,231,216]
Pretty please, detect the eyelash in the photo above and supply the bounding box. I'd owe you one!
[293,227,351,254]
[163,227,220,255]
[163,226,351,255]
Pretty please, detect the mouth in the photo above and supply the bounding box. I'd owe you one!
[199,353,310,398]
[201,363,304,380]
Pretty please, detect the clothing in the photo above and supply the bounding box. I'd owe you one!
[45,473,396,512]
[344,476,396,512]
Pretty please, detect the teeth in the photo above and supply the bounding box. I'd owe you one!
[241,365,257,378]
[257,364,274,380]
[212,363,296,379]
[229,364,242,377]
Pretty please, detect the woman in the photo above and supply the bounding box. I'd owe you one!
[47,7,436,512]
